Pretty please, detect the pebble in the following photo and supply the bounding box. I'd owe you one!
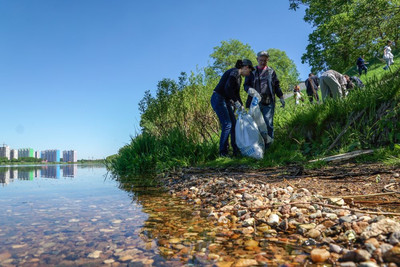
[324,213,338,220]
[242,218,255,227]
[389,231,400,245]
[87,250,102,259]
[306,229,321,239]
[0,252,11,261]
[267,214,280,226]
[361,219,400,239]
[309,210,322,219]
[330,243,343,254]
[234,259,258,266]
[359,261,379,267]
[339,215,357,224]
[310,248,330,263]
[380,243,394,254]
[340,262,357,267]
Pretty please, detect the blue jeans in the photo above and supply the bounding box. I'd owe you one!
[260,103,275,141]
[211,92,238,156]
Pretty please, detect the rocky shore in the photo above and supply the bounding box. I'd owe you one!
[163,164,400,266]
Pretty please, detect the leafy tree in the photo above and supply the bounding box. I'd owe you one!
[210,40,300,92]
[289,0,400,73]
[209,39,256,76]
[267,48,300,92]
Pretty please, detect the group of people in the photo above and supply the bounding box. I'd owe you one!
[211,39,394,157]
[357,40,395,74]
[210,51,284,157]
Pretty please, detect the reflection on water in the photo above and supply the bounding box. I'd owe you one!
[0,165,78,184]
[0,166,300,266]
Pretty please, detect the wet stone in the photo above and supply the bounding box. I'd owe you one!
[380,243,394,254]
[340,262,357,267]
[339,215,357,224]
[306,229,321,239]
[310,248,330,263]
[389,231,400,245]
[359,261,379,267]
[330,244,343,254]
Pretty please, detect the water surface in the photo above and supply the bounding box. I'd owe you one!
[0,165,301,266]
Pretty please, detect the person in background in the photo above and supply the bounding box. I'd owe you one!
[319,70,353,101]
[383,40,394,70]
[293,84,304,105]
[350,76,365,90]
[211,59,254,157]
[356,55,368,76]
[305,73,320,103]
[244,50,285,148]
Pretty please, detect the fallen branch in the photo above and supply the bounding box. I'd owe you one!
[352,200,400,205]
[309,149,374,163]
[322,192,397,199]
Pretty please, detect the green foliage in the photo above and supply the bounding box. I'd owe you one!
[209,39,256,76]
[289,0,400,73]
[267,48,300,92]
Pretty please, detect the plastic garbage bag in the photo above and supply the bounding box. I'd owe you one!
[235,109,265,159]
[248,92,273,144]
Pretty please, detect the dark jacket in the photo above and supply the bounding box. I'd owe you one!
[243,67,283,108]
[305,75,319,96]
[357,57,366,67]
[214,68,243,104]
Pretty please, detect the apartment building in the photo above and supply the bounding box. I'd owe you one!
[63,150,77,162]
[0,145,10,160]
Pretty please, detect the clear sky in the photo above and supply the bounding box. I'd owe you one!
[0,0,313,160]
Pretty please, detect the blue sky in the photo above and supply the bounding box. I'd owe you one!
[0,0,313,160]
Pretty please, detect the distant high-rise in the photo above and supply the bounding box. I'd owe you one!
[18,148,34,158]
[41,150,60,162]
[63,150,77,162]
[0,144,10,160]
[10,149,18,160]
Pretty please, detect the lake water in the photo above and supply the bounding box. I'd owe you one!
[0,165,302,266]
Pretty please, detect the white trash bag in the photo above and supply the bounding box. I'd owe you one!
[248,89,273,144]
[235,109,265,160]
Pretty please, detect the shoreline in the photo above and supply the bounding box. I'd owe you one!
[160,163,400,265]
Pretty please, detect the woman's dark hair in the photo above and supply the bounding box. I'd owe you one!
[235,60,243,69]
[346,80,354,90]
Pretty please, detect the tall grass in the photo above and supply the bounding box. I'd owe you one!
[107,128,218,177]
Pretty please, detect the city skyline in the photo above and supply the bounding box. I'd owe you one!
[0,144,77,162]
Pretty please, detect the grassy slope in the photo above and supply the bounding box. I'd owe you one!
[204,52,400,169]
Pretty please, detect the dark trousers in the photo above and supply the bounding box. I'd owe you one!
[307,92,319,103]
[210,92,239,156]
[358,65,367,75]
